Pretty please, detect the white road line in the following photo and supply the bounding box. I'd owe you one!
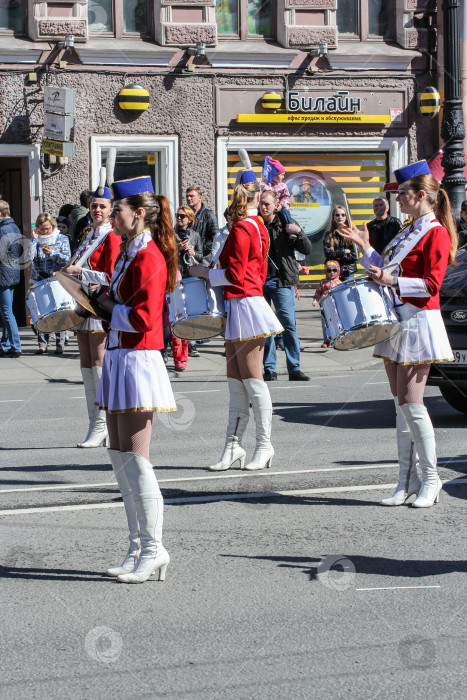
[0,400,25,403]
[366,382,389,385]
[174,390,221,394]
[356,586,441,591]
[0,464,400,494]
[269,386,319,390]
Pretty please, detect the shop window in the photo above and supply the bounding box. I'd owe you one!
[0,0,25,34]
[337,0,390,40]
[216,0,273,39]
[88,0,149,36]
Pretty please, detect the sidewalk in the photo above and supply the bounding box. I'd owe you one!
[0,296,382,386]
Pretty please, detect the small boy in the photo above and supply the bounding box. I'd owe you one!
[261,156,293,225]
[313,260,341,348]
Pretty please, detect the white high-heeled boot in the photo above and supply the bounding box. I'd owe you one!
[400,403,442,508]
[77,366,109,448]
[381,398,421,506]
[209,378,250,471]
[106,449,140,576]
[242,378,274,471]
[117,452,169,583]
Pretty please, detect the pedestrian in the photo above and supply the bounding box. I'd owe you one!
[343,161,457,508]
[313,259,341,348]
[93,175,177,583]
[172,205,203,371]
[189,163,282,472]
[456,199,467,247]
[68,189,92,253]
[63,184,120,448]
[259,190,311,381]
[0,199,23,358]
[186,185,218,259]
[56,216,72,246]
[323,206,358,280]
[26,213,71,354]
[261,156,294,225]
[366,197,402,254]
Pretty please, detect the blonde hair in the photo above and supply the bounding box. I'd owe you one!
[230,181,260,224]
[0,199,10,217]
[36,212,57,230]
[327,206,353,248]
[407,174,458,265]
[177,205,195,227]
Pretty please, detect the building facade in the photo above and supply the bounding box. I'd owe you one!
[0,0,463,321]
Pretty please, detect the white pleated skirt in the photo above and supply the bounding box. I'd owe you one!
[373,303,454,365]
[96,348,177,414]
[75,317,105,332]
[225,296,283,342]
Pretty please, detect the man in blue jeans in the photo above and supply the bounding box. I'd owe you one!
[260,191,312,381]
[0,200,22,358]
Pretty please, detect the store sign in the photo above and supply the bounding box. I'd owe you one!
[237,114,391,124]
[287,91,364,114]
[41,139,75,157]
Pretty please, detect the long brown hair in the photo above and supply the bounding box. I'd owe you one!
[230,180,260,224]
[406,174,458,265]
[326,206,353,248]
[124,192,178,293]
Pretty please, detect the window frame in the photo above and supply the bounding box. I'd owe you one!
[216,0,276,41]
[88,0,153,39]
[0,0,27,36]
[337,0,392,42]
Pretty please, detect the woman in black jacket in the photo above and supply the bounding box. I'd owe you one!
[323,206,358,280]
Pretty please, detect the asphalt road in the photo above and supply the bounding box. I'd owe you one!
[0,359,466,699]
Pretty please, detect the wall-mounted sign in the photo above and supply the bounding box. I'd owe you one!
[417,87,440,119]
[118,84,150,114]
[43,113,74,141]
[261,92,282,110]
[237,114,391,124]
[41,139,75,158]
[44,86,76,115]
[287,91,363,114]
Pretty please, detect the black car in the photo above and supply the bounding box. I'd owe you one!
[427,244,467,413]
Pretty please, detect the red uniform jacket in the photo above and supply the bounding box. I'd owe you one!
[89,230,120,281]
[398,224,451,310]
[219,216,269,299]
[107,234,167,350]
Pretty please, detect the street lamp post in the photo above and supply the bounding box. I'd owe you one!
[441,0,466,212]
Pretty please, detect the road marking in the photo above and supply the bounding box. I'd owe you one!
[356,586,441,591]
[366,382,389,385]
[0,463,400,494]
[270,386,319,389]
[0,400,25,403]
[174,390,221,394]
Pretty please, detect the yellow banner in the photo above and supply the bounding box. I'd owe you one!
[237,114,391,124]
[41,138,64,156]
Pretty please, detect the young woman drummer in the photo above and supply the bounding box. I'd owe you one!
[343,161,457,508]
[64,184,120,448]
[189,162,282,472]
[93,175,177,584]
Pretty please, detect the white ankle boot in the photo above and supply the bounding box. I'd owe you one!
[209,378,249,471]
[400,403,442,508]
[381,398,421,506]
[106,449,140,576]
[77,366,109,448]
[242,378,274,471]
[117,452,169,583]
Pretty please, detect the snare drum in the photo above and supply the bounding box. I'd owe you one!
[321,277,400,350]
[27,277,84,333]
[169,277,227,340]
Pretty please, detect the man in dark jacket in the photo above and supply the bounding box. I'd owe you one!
[260,191,312,381]
[366,197,401,254]
[68,189,92,253]
[186,185,218,259]
[0,200,22,357]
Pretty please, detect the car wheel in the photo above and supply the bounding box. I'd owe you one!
[439,385,467,414]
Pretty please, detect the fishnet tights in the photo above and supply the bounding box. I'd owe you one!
[106,411,154,460]
[384,359,431,405]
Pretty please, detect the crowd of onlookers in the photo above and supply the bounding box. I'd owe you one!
[1,181,466,367]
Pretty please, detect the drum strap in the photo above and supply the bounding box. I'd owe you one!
[210,217,263,268]
[382,221,439,273]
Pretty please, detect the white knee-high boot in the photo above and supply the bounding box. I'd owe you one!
[400,403,442,508]
[117,452,169,583]
[209,378,250,471]
[77,366,109,448]
[381,398,421,506]
[106,449,140,576]
[242,378,274,471]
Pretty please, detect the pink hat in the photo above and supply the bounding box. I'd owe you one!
[262,156,285,182]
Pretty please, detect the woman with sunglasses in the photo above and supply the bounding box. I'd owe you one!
[323,206,358,281]
[342,161,457,508]
[172,206,203,370]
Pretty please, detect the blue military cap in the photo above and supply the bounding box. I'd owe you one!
[240,170,257,185]
[394,160,432,185]
[92,185,112,199]
[111,175,155,200]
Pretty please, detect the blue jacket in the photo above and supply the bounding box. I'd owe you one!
[0,217,22,287]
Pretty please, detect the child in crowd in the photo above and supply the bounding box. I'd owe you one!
[261,156,293,225]
[313,259,341,348]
